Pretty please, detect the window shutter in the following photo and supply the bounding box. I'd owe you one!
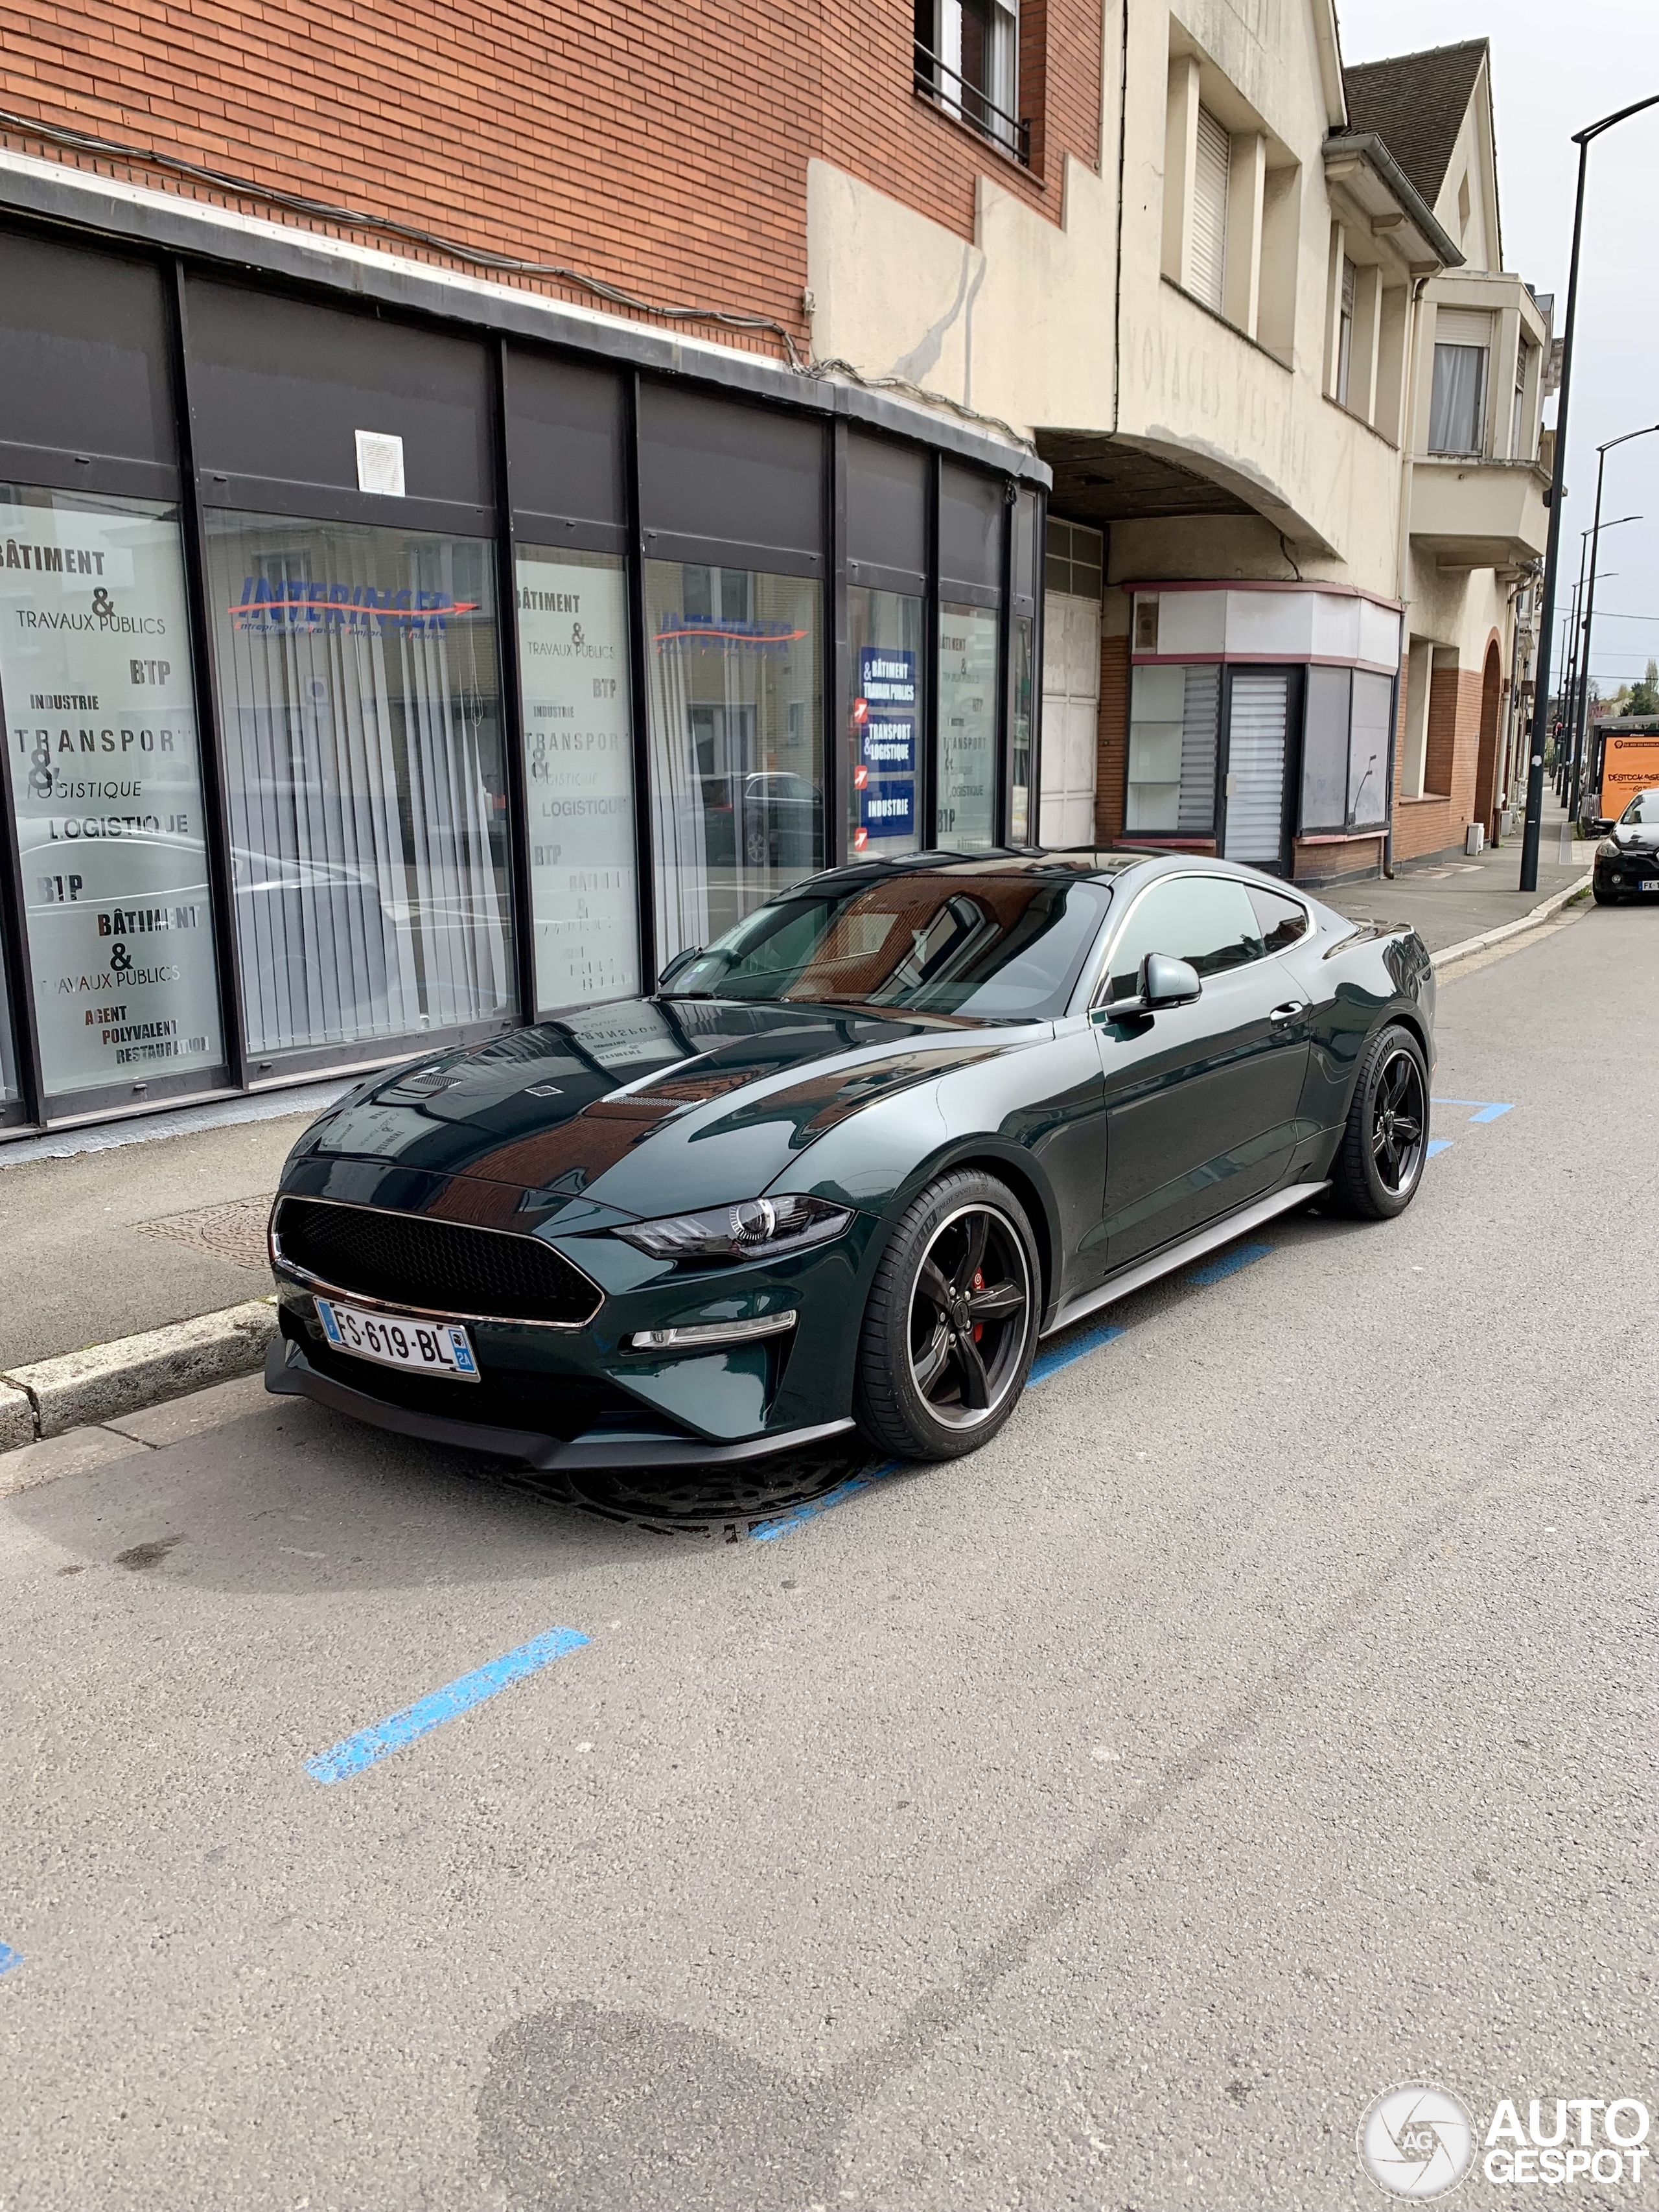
[1435,309,1492,349]
[1190,107,1230,311]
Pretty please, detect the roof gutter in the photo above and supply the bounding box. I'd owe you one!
[1323,131,1465,271]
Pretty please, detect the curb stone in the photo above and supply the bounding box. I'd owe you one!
[1,1297,278,1443]
[0,1382,32,1454]
[1430,870,1592,971]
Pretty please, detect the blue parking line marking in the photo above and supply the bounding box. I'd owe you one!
[1427,1139,1453,1158]
[305,1625,590,1784]
[750,1462,902,1541]
[1028,1319,1127,1386]
[1433,1097,1514,1123]
[0,1942,20,1978]
[1185,1240,1273,1287]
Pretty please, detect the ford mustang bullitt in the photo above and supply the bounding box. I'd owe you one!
[266,850,1434,1469]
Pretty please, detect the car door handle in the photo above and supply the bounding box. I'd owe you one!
[1269,1001,1308,1023]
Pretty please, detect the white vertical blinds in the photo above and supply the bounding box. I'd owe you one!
[1190,107,1231,311]
[206,517,513,1059]
[1224,672,1288,863]
[1176,665,1220,830]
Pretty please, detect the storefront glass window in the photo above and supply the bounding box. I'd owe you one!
[0,484,225,1102]
[1127,664,1220,833]
[204,513,514,1062]
[1010,613,1034,844]
[644,561,822,967]
[937,602,998,851]
[514,546,640,1012]
[848,587,923,857]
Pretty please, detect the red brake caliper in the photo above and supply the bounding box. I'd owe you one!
[972,1268,984,1342]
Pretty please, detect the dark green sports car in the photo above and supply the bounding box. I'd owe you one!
[266,851,1435,1469]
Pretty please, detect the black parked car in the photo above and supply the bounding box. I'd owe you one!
[266,851,1435,1473]
[1593,789,1659,903]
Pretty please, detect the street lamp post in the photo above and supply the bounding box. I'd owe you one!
[1569,437,1659,823]
[1519,91,1659,894]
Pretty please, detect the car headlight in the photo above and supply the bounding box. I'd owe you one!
[614,1193,854,1263]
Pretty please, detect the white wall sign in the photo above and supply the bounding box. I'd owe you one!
[515,548,641,1011]
[354,430,406,498]
[0,490,224,1099]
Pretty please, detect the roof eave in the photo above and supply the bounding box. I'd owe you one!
[1323,132,1466,272]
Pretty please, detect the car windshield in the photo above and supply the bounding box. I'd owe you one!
[660,870,1114,1019]
[1619,791,1659,824]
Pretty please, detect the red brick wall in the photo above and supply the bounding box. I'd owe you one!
[1095,634,1129,843]
[1392,657,1485,865]
[0,0,1102,364]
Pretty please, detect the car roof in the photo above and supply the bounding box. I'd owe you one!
[802,846,1314,894]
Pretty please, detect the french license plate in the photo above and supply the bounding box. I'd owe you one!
[314,1297,479,1381]
[1640,881,1659,894]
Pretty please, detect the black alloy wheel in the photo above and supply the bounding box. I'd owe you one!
[855,1169,1039,1461]
[1370,1045,1426,1194]
[1329,1022,1430,1220]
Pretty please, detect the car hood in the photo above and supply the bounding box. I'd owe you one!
[283,996,1035,1226]
[1612,827,1659,850]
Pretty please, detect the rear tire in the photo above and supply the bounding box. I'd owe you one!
[854,1170,1039,1461]
[1328,1023,1430,1220]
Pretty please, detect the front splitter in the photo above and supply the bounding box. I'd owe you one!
[264,1338,857,1471]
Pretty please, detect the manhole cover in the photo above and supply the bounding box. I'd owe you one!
[134,1194,273,1272]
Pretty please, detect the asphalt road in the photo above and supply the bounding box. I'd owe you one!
[1,903,1654,2212]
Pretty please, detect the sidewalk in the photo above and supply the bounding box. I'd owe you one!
[1321,795,1591,954]
[0,1085,347,1373]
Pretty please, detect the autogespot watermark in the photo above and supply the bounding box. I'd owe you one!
[1358,2084,1653,2198]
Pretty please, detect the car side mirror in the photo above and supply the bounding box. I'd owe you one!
[1091,951,1202,1022]
[1141,952,1201,1008]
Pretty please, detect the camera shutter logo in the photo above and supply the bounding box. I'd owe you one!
[1358,2084,1476,2198]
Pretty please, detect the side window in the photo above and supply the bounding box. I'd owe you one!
[1102,877,1264,1000]
[1246,885,1309,953]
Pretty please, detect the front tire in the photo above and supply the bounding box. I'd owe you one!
[854,1170,1039,1461]
[1328,1023,1430,1220]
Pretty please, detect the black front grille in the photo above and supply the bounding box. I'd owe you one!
[273,1196,601,1324]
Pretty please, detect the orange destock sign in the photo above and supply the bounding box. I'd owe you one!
[1599,734,1659,821]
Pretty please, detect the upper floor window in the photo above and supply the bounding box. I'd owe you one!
[1190,106,1231,312]
[914,0,1027,163]
[1512,339,1533,460]
[1429,310,1492,456]
[1334,255,1358,408]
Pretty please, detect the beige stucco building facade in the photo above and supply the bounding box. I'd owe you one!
[806,6,1549,880]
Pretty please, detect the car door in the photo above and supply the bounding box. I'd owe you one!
[1087,874,1312,1269]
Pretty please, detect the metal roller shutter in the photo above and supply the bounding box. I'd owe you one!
[1224,672,1288,864]
[1191,108,1230,312]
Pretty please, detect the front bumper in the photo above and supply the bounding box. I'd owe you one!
[1595,847,1659,893]
[266,1333,857,1470]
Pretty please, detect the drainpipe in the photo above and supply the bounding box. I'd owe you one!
[1110,0,1130,441]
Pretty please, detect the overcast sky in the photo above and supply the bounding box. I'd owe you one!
[1338,0,1659,696]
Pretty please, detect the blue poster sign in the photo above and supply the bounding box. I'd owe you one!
[859,646,917,710]
[860,716,916,776]
[857,778,915,845]
[856,646,918,780]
